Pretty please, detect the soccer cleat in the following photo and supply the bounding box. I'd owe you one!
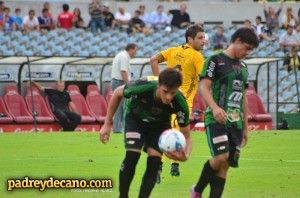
[190,185,202,198]
[156,163,163,184]
[170,163,180,176]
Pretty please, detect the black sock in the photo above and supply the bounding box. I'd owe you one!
[138,156,161,198]
[119,151,141,198]
[194,160,216,193]
[209,176,226,198]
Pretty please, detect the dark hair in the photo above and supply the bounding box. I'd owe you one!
[42,8,48,13]
[135,10,141,15]
[185,24,204,43]
[230,28,259,48]
[29,9,35,15]
[63,4,69,12]
[256,16,262,21]
[158,68,183,89]
[15,8,20,12]
[125,43,137,51]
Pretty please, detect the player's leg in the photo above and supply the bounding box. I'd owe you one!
[192,124,230,198]
[119,116,144,198]
[139,126,164,198]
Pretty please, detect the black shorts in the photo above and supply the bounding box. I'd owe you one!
[206,123,243,167]
[124,113,171,153]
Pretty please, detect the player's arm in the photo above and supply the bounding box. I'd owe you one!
[100,85,125,144]
[69,101,79,114]
[200,78,227,125]
[241,95,249,148]
[30,81,45,92]
[180,125,192,160]
[120,70,129,84]
[150,53,165,76]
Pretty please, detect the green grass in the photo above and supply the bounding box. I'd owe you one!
[0,131,300,198]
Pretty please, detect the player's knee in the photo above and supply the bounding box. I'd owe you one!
[211,153,229,168]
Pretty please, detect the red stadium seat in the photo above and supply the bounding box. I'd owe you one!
[0,96,13,123]
[4,85,34,123]
[67,85,96,123]
[25,87,55,123]
[86,85,107,123]
[246,89,272,121]
[190,92,206,123]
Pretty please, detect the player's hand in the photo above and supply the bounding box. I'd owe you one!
[99,124,111,144]
[240,128,248,148]
[164,150,188,162]
[212,107,227,125]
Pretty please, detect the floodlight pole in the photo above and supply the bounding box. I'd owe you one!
[27,56,38,132]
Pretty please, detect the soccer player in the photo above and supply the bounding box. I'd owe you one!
[190,27,259,198]
[150,24,205,180]
[100,68,192,198]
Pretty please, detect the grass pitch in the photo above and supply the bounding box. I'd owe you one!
[0,130,300,198]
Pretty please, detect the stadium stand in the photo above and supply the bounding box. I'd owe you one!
[0,97,14,123]
[246,85,272,122]
[4,85,34,123]
[86,85,107,123]
[67,84,96,123]
[25,87,55,123]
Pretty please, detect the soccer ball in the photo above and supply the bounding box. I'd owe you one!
[158,129,186,152]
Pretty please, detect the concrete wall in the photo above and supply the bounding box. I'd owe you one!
[5,1,299,27]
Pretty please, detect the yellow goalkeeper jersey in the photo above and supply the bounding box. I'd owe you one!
[161,43,204,109]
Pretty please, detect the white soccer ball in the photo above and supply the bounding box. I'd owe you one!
[158,129,186,152]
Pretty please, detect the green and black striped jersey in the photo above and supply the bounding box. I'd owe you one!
[200,52,249,129]
[123,76,190,127]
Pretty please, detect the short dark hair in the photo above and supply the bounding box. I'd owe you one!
[63,4,69,12]
[125,43,137,51]
[256,16,262,21]
[185,24,204,43]
[230,28,259,48]
[158,68,183,90]
[42,8,48,13]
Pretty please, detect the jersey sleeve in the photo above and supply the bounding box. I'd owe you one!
[174,93,190,127]
[193,52,205,75]
[160,47,172,61]
[200,55,217,81]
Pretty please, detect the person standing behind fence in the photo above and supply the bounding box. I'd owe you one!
[110,43,138,133]
[88,0,106,33]
[31,81,81,132]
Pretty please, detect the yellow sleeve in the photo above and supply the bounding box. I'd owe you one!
[161,47,173,62]
[193,52,205,75]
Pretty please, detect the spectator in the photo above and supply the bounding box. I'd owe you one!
[149,5,171,30]
[211,25,228,50]
[262,0,283,37]
[0,1,5,16]
[88,0,106,33]
[38,8,53,32]
[284,47,300,72]
[103,3,116,31]
[168,3,192,29]
[253,16,274,42]
[57,4,75,30]
[139,4,150,27]
[281,7,296,29]
[0,7,16,32]
[43,2,54,30]
[23,9,40,33]
[115,5,131,31]
[279,25,299,53]
[31,81,81,132]
[77,18,87,30]
[73,8,83,28]
[110,43,138,133]
[295,24,300,43]
[13,8,23,31]
[128,10,147,34]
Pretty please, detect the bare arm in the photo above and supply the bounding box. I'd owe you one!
[100,85,124,144]
[241,95,249,148]
[150,53,165,76]
[262,0,267,11]
[69,101,79,114]
[121,71,129,84]
[31,81,45,92]
[200,78,227,124]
